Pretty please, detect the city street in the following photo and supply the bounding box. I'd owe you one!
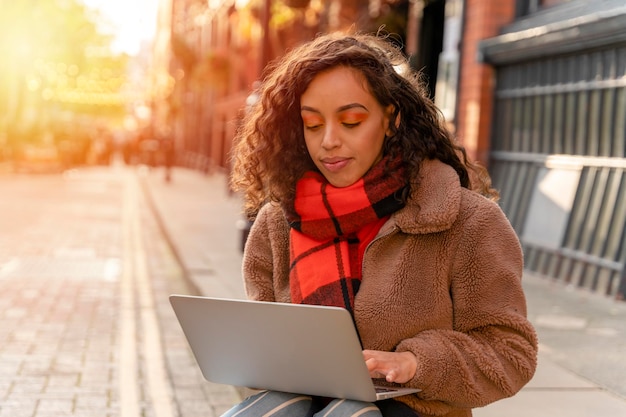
[0,165,239,417]
[2,0,625,416]
[2,163,626,417]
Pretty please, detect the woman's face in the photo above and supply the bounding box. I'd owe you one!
[300,66,393,188]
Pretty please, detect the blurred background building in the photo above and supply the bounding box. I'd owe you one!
[1,0,624,299]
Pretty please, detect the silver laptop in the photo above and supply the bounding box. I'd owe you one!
[169,295,420,402]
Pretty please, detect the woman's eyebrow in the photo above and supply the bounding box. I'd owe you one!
[300,105,320,113]
[337,103,368,113]
[300,103,368,113]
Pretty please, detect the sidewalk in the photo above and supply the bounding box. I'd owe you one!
[142,166,626,417]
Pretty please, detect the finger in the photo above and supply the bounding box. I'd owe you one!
[362,350,376,361]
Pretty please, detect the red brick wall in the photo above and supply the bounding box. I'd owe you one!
[456,0,516,166]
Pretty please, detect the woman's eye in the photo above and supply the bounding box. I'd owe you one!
[305,124,322,131]
[340,113,365,128]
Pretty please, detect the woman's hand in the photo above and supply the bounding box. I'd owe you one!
[363,350,417,384]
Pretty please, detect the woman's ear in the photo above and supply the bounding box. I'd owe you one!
[385,105,400,136]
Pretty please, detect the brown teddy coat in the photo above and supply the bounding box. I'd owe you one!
[242,159,538,417]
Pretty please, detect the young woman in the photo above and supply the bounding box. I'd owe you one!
[226,32,537,417]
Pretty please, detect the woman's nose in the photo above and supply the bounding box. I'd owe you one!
[321,125,341,149]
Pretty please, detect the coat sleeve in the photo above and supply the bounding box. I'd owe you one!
[241,203,291,302]
[396,197,538,410]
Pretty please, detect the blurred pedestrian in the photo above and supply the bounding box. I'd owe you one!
[227,32,538,417]
[161,136,175,183]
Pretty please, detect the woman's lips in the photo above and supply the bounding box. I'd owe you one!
[321,158,350,172]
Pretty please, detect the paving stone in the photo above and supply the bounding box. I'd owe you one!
[0,168,242,417]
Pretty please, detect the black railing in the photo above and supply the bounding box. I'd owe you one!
[488,43,626,298]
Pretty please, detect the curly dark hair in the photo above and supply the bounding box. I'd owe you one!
[230,32,497,219]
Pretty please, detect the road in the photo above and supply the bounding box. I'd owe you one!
[0,165,237,417]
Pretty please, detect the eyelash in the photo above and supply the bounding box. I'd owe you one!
[304,121,361,131]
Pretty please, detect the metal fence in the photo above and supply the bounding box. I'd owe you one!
[489,44,626,297]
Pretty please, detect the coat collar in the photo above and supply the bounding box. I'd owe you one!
[390,159,462,235]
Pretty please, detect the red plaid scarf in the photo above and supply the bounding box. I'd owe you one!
[285,157,406,313]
